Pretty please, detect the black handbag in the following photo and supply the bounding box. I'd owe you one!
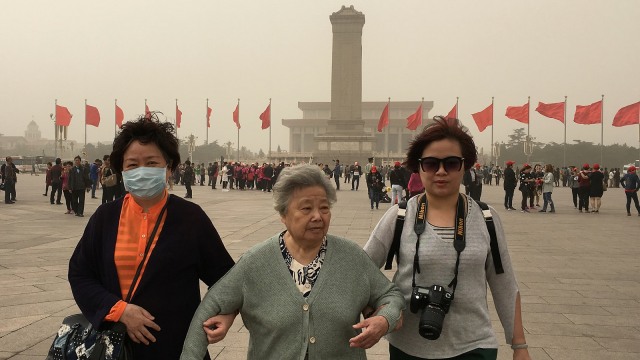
[46,203,168,360]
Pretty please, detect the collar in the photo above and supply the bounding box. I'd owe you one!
[125,189,169,214]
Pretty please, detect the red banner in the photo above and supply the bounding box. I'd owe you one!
[259,104,271,130]
[176,105,182,128]
[145,104,151,118]
[406,105,423,130]
[85,104,100,127]
[505,102,529,124]
[471,104,493,132]
[55,105,72,127]
[574,100,602,124]
[446,103,457,120]
[535,101,565,123]
[115,105,124,128]
[233,104,240,129]
[612,102,640,127]
[207,106,212,128]
[377,103,389,132]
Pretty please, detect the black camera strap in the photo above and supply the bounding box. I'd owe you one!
[411,193,466,298]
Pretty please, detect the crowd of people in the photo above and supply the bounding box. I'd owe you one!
[10,113,640,359]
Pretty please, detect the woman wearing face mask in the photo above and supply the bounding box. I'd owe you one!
[68,114,235,359]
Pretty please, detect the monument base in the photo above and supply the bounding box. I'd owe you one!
[312,134,376,166]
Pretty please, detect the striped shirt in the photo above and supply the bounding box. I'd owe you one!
[104,190,168,321]
[429,223,455,242]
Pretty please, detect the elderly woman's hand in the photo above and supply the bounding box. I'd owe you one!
[348,315,389,349]
[120,303,161,345]
[203,313,237,344]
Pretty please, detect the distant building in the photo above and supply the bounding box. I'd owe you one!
[0,135,27,151]
[282,101,433,164]
[25,120,42,143]
[0,120,57,154]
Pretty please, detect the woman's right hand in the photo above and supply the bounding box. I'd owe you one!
[120,303,161,345]
[203,313,237,344]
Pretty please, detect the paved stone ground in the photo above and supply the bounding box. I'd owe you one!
[1,174,639,360]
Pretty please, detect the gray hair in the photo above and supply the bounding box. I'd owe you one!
[272,164,337,216]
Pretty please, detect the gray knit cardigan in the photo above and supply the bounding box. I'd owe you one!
[181,234,405,360]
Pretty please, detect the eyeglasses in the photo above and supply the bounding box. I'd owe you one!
[418,156,464,173]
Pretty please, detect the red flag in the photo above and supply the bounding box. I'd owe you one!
[574,100,602,124]
[207,106,212,128]
[377,103,389,132]
[55,105,72,126]
[406,105,423,130]
[145,104,151,118]
[505,102,529,124]
[115,105,124,128]
[471,103,493,132]
[446,103,457,120]
[259,104,271,130]
[233,104,240,129]
[612,102,640,127]
[85,104,101,127]
[176,105,182,129]
[535,101,565,123]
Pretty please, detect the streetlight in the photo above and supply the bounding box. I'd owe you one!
[185,134,198,162]
[50,113,57,158]
[493,141,503,166]
[523,136,534,164]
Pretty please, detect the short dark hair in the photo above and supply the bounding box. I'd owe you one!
[74,155,81,161]
[55,158,61,165]
[110,113,180,173]
[405,116,477,173]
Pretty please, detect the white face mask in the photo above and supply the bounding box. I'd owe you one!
[122,167,167,199]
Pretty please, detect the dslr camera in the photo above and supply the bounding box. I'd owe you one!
[410,285,453,340]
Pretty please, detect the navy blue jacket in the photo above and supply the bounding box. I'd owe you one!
[68,194,234,359]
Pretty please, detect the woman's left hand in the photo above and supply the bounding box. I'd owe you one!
[348,315,389,349]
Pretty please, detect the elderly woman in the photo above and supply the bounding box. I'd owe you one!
[181,164,404,360]
[364,117,531,360]
[68,115,234,359]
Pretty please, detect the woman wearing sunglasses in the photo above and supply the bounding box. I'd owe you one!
[364,117,531,360]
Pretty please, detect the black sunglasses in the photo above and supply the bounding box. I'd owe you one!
[418,156,465,173]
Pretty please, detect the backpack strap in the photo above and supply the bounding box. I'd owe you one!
[384,199,408,270]
[384,196,505,275]
[475,200,505,274]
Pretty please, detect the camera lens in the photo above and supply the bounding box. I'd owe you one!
[418,306,446,340]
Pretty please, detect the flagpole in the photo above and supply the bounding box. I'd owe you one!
[564,96,567,168]
[386,97,391,165]
[601,94,604,165]
[527,96,533,167]
[421,97,424,125]
[114,99,117,137]
[175,99,179,140]
[491,96,494,165]
[269,98,272,163]
[84,99,87,149]
[237,98,240,162]
[206,98,209,146]
[54,99,58,158]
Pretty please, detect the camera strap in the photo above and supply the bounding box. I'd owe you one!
[411,193,466,297]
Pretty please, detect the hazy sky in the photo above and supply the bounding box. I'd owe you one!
[2,1,639,154]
